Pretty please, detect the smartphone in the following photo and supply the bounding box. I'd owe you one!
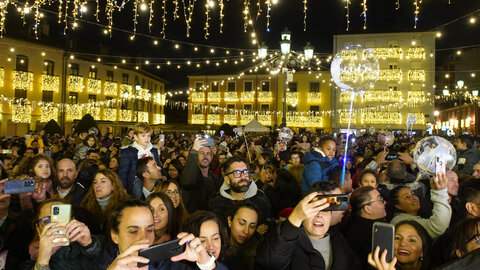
[51,204,71,246]
[204,137,214,147]
[372,222,395,263]
[313,194,349,211]
[4,180,35,194]
[435,156,446,175]
[138,239,186,267]
[45,150,52,158]
[385,153,398,161]
[0,149,12,154]
[159,134,165,142]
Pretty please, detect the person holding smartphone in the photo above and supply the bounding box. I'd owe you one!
[256,186,361,269]
[21,199,103,270]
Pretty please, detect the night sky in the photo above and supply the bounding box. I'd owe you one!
[4,0,480,123]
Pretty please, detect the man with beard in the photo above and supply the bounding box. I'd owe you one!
[179,137,222,212]
[209,157,273,229]
[56,158,88,205]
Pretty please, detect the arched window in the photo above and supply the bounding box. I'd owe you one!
[16,55,29,72]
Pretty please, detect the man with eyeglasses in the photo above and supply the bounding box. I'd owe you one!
[210,157,273,229]
[342,186,387,269]
[179,137,222,213]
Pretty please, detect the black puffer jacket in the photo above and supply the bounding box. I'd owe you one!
[256,219,362,270]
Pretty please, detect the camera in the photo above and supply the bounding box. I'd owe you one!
[53,206,60,215]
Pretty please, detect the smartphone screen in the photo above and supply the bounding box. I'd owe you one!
[159,134,165,141]
[435,156,446,175]
[51,204,72,246]
[372,222,395,262]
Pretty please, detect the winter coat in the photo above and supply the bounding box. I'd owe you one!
[209,181,273,227]
[178,149,222,213]
[302,149,339,193]
[256,219,362,270]
[118,146,160,194]
[457,148,480,176]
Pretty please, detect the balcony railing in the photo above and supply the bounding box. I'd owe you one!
[87,78,102,94]
[137,89,151,101]
[191,114,205,124]
[224,92,238,102]
[68,76,84,92]
[137,111,149,122]
[407,47,425,60]
[41,74,59,92]
[241,91,254,102]
[103,108,118,121]
[286,92,298,104]
[407,91,425,104]
[408,70,426,82]
[120,84,133,97]
[378,69,402,81]
[66,104,84,121]
[368,47,403,59]
[120,109,133,122]
[85,107,101,120]
[154,114,165,124]
[287,115,322,127]
[104,81,118,96]
[361,112,402,125]
[223,114,237,125]
[258,114,273,126]
[258,91,273,102]
[40,106,59,122]
[154,93,166,105]
[207,114,221,124]
[207,92,221,102]
[307,92,321,103]
[240,114,254,125]
[192,92,205,102]
[14,70,34,91]
[12,104,32,123]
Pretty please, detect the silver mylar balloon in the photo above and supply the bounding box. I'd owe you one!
[378,131,394,147]
[413,136,457,175]
[330,44,380,92]
[278,127,293,143]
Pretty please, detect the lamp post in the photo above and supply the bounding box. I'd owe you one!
[457,80,464,134]
[258,28,314,128]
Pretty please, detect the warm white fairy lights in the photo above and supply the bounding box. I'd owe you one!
[41,75,60,92]
[13,71,34,91]
[104,81,118,96]
[12,104,32,123]
[40,106,59,122]
[87,78,102,94]
[68,75,84,93]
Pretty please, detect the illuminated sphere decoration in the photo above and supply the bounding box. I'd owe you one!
[378,131,394,147]
[278,127,294,143]
[237,129,244,137]
[88,127,99,136]
[413,136,457,175]
[330,44,380,92]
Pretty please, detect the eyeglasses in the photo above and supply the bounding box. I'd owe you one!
[225,170,250,178]
[37,216,51,227]
[165,190,181,197]
[467,234,480,245]
[362,197,385,208]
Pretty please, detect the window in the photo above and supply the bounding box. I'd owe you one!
[243,104,252,111]
[387,40,399,47]
[210,104,219,114]
[310,106,320,112]
[15,89,27,99]
[244,81,253,91]
[69,64,79,76]
[16,55,29,72]
[288,105,297,112]
[310,82,320,92]
[388,63,398,69]
[195,82,204,91]
[42,91,53,102]
[211,82,219,92]
[227,82,236,92]
[69,92,78,104]
[227,104,235,113]
[122,73,129,84]
[106,97,114,108]
[43,60,54,75]
[89,67,97,79]
[194,105,203,114]
[88,95,96,103]
[261,81,270,92]
[288,82,298,92]
[107,70,114,82]
[388,85,398,91]
[261,104,270,111]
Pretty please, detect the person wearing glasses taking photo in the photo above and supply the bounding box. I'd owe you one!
[210,157,273,232]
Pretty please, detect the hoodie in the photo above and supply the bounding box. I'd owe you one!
[301,149,339,193]
[209,180,273,227]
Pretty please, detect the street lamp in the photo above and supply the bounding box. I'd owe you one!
[257,28,314,128]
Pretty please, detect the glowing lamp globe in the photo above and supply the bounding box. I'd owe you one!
[278,127,294,143]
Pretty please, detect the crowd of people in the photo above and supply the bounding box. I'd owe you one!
[0,123,480,270]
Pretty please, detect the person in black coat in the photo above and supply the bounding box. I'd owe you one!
[342,186,387,269]
[256,190,361,270]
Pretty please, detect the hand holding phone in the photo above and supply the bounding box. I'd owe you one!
[138,239,186,267]
[51,204,72,246]
[372,222,395,263]
[312,194,349,211]
[4,180,35,194]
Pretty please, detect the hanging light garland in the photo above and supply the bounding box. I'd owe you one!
[205,0,210,39]
[413,0,422,28]
[303,0,308,31]
[344,0,351,31]
[361,0,368,30]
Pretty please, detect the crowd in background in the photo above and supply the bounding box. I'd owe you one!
[0,124,480,269]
